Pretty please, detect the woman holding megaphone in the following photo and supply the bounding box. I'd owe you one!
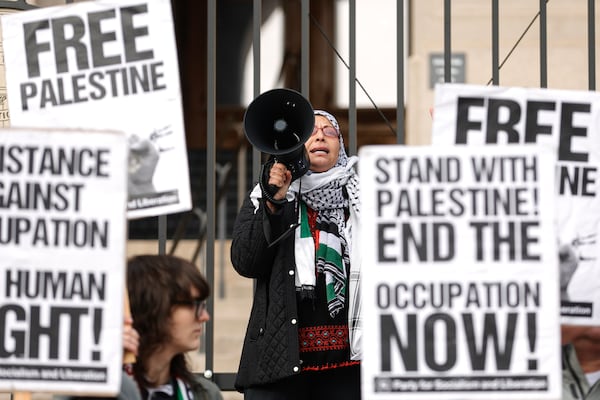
[231,105,362,400]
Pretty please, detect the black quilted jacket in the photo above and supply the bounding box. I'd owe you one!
[230,193,302,391]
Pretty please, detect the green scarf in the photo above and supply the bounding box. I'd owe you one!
[295,201,347,317]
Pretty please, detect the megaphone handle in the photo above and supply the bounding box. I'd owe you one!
[260,161,287,206]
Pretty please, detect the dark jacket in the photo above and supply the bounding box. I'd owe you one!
[55,373,222,400]
[54,372,141,400]
[230,193,302,391]
[193,375,224,400]
[563,343,600,400]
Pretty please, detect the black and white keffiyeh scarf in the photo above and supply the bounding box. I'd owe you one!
[291,110,359,317]
[294,156,359,318]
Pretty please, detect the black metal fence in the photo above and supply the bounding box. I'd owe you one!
[200,0,599,392]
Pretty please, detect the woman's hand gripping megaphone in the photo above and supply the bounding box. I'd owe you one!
[260,158,292,211]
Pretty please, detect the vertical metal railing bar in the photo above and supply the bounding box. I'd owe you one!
[539,0,547,88]
[588,0,596,90]
[348,0,357,156]
[301,0,310,98]
[252,0,262,182]
[157,0,169,248]
[216,164,231,299]
[492,0,499,85]
[252,0,262,183]
[444,0,451,83]
[396,0,405,145]
[205,0,217,375]
[158,216,166,254]
[308,14,396,136]
[156,2,170,254]
[485,3,544,86]
[249,0,261,321]
[252,0,261,98]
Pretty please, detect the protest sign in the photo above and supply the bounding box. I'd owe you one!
[1,0,191,219]
[432,83,600,325]
[359,144,560,400]
[0,128,128,394]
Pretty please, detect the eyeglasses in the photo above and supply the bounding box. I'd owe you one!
[173,298,207,319]
[312,125,338,138]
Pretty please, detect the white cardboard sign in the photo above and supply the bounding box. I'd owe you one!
[360,144,560,400]
[1,0,192,219]
[0,128,128,394]
[432,83,600,325]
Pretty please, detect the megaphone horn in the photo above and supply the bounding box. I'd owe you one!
[243,88,315,181]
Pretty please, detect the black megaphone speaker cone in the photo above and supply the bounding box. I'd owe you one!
[243,88,315,157]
